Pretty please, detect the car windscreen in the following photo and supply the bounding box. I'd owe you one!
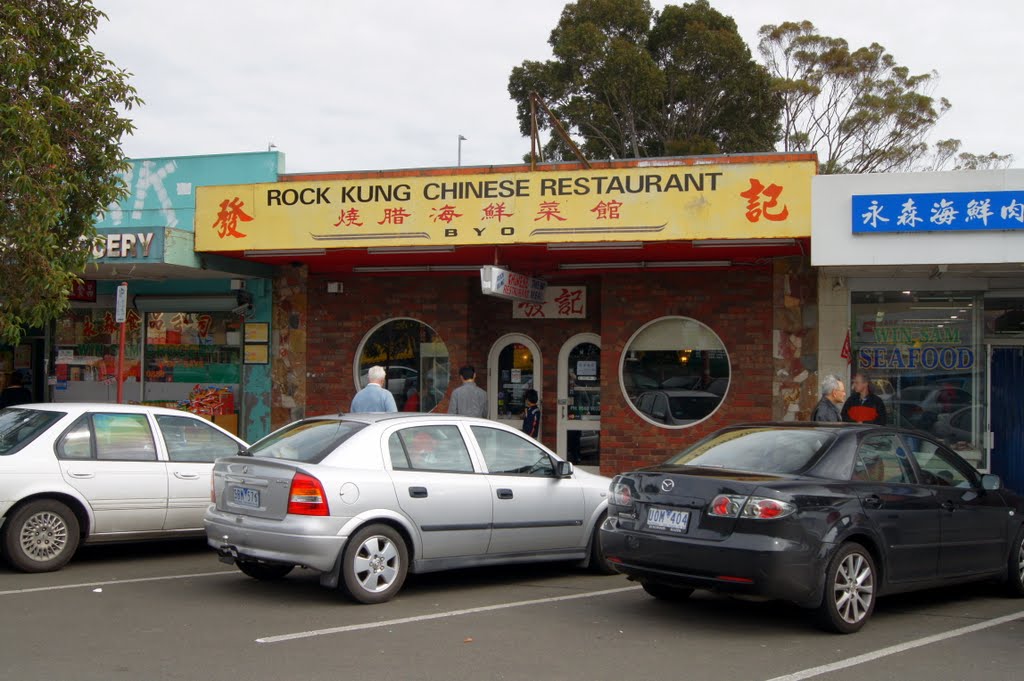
[0,408,65,456]
[246,420,366,463]
[665,427,836,474]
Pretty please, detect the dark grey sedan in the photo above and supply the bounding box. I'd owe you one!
[600,423,1024,633]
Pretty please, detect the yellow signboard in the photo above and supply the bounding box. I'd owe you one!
[195,161,813,252]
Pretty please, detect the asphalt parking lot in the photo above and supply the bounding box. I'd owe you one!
[1,540,1022,681]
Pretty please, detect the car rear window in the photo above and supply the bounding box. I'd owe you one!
[665,427,835,474]
[0,408,65,456]
[247,420,366,463]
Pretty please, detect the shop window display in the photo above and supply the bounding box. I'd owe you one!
[495,343,534,420]
[355,318,449,412]
[620,317,730,428]
[850,291,985,469]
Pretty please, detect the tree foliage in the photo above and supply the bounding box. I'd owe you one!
[1,0,140,345]
[508,0,781,162]
[757,20,1011,174]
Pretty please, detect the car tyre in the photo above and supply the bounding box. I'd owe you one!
[341,524,408,604]
[1005,525,1024,597]
[816,542,876,634]
[641,581,694,601]
[237,560,294,581]
[3,499,80,573]
[588,516,618,575]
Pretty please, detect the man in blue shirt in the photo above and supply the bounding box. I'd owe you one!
[350,365,398,413]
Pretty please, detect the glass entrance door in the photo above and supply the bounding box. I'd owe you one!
[557,334,600,467]
[487,334,541,433]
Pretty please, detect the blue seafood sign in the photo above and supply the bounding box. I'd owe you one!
[852,191,1024,233]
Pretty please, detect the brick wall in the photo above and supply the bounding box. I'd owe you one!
[598,268,774,475]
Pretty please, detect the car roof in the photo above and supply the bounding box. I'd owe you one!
[721,421,941,439]
[9,402,209,418]
[302,412,510,426]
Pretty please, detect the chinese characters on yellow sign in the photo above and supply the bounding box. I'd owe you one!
[195,161,814,251]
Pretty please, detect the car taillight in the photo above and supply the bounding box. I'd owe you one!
[611,481,633,507]
[742,496,795,520]
[210,471,216,502]
[708,494,795,520]
[708,494,746,517]
[287,473,329,516]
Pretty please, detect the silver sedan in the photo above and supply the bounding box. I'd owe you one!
[205,413,613,603]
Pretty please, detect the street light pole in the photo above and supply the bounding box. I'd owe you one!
[458,134,467,167]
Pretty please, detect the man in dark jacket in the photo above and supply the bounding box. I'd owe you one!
[842,372,888,425]
[812,374,846,422]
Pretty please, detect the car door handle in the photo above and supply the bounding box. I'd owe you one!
[941,500,956,512]
[408,486,428,498]
[862,495,881,509]
[496,488,514,500]
[174,472,201,480]
[67,471,95,479]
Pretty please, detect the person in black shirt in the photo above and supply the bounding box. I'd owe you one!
[841,372,887,425]
[522,389,540,438]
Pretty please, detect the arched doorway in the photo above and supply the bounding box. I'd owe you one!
[487,334,542,433]
[557,333,601,467]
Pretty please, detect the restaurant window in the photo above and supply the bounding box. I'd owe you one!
[355,318,450,412]
[620,316,729,429]
[850,291,986,469]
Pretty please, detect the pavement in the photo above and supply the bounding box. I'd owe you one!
[1,539,1022,681]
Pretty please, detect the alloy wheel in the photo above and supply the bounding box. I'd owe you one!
[832,551,874,625]
[19,511,70,563]
[1018,537,1024,585]
[352,535,400,593]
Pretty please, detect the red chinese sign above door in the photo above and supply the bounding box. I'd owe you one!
[513,286,586,319]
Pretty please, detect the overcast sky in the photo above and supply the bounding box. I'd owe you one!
[91,0,1023,174]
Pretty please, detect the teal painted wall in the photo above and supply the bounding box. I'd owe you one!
[92,152,284,442]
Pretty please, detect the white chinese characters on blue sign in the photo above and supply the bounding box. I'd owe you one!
[852,191,1024,233]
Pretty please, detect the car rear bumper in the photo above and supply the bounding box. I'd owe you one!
[599,517,827,607]
[204,509,348,573]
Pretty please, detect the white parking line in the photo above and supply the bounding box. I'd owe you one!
[764,609,1024,681]
[0,570,235,596]
[257,585,642,643]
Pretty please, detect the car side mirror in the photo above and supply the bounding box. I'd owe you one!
[980,473,1001,491]
[555,460,574,478]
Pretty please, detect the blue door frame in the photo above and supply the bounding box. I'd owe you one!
[990,346,1024,494]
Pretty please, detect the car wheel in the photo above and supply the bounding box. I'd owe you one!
[1006,525,1024,597]
[341,524,408,604]
[641,581,694,601]
[588,515,617,575]
[236,560,294,581]
[2,500,81,573]
[816,542,876,634]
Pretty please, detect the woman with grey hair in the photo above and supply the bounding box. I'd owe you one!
[811,374,846,422]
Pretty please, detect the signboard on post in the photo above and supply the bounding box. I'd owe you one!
[480,266,546,303]
[115,283,128,323]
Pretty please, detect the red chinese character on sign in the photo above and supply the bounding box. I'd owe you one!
[516,302,546,318]
[555,288,584,316]
[82,317,97,338]
[430,204,463,224]
[534,201,567,222]
[212,197,253,238]
[171,313,191,328]
[196,314,213,339]
[126,309,142,336]
[740,179,789,222]
[590,200,623,220]
[378,207,412,225]
[101,311,117,335]
[482,202,513,222]
[333,207,364,227]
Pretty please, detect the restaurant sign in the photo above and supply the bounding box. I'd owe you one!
[480,266,546,303]
[194,160,814,251]
[853,190,1024,234]
[513,285,586,319]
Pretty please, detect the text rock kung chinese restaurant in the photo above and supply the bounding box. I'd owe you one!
[195,153,819,474]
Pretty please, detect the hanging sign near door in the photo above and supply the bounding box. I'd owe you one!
[480,266,546,303]
[513,285,587,319]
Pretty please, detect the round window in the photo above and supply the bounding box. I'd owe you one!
[619,316,729,428]
[354,318,450,413]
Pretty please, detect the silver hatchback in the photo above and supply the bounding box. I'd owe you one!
[205,413,613,603]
